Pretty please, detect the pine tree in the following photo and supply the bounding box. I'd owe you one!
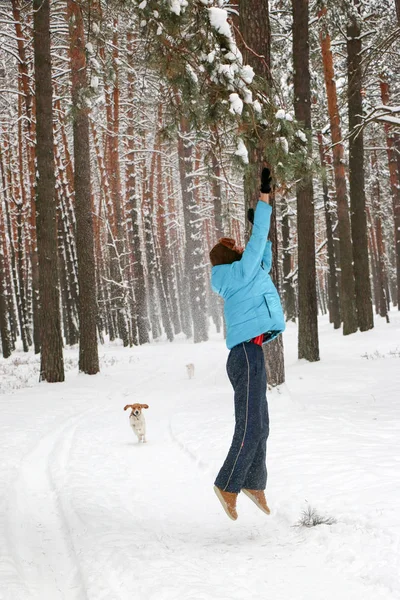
[318,6,357,335]
[292,0,319,361]
[67,0,99,374]
[237,0,285,385]
[33,0,64,382]
[346,4,373,331]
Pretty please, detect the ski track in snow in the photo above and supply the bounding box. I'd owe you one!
[5,411,91,600]
[1,316,400,599]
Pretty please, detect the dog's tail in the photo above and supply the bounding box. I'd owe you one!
[124,405,133,411]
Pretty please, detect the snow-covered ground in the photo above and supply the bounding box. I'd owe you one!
[1,312,400,600]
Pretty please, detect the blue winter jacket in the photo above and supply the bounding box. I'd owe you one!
[211,201,285,350]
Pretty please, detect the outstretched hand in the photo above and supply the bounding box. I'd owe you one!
[260,167,272,194]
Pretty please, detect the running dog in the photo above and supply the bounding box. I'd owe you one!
[124,403,149,443]
[186,363,195,379]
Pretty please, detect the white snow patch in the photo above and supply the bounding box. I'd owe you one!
[207,50,216,63]
[234,138,248,163]
[90,75,99,90]
[297,129,307,143]
[279,136,289,154]
[229,92,243,115]
[253,100,262,114]
[186,64,198,84]
[240,64,254,84]
[85,42,94,55]
[242,88,253,104]
[170,0,188,15]
[208,7,231,39]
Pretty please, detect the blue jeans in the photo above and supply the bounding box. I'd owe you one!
[215,342,269,494]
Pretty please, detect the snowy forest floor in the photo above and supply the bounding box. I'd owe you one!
[1,312,400,600]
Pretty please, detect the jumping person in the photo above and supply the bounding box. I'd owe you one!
[209,167,285,521]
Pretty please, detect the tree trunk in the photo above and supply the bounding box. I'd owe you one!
[67,0,99,374]
[125,30,149,344]
[292,0,320,361]
[0,209,12,358]
[317,132,341,329]
[166,166,183,335]
[211,144,224,239]
[263,192,285,386]
[380,78,400,310]
[318,8,357,334]
[237,0,271,76]
[347,10,374,331]
[281,203,297,322]
[0,138,29,352]
[371,152,389,322]
[238,0,286,382]
[12,0,41,353]
[177,114,208,343]
[33,0,64,382]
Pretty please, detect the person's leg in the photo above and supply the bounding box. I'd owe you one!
[215,343,266,494]
[243,358,269,490]
[242,438,267,490]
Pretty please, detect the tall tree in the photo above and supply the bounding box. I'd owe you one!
[371,152,389,322]
[67,0,99,374]
[11,0,41,354]
[33,0,64,381]
[125,29,150,344]
[238,0,285,385]
[281,201,297,323]
[379,77,400,310]
[177,113,209,344]
[318,6,357,334]
[0,208,12,358]
[317,132,341,329]
[292,0,320,361]
[347,5,373,331]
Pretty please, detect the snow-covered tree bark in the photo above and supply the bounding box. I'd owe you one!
[177,114,208,344]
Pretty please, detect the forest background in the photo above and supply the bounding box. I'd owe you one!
[0,0,399,386]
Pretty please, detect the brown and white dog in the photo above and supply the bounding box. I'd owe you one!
[124,403,149,443]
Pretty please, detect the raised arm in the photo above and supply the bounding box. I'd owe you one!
[235,168,272,279]
[235,200,272,280]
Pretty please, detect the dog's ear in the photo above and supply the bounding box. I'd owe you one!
[142,404,149,409]
[123,405,132,411]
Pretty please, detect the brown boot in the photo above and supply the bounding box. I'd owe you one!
[242,489,271,515]
[214,486,238,521]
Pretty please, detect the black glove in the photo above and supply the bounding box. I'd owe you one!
[247,208,254,224]
[260,167,272,194]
